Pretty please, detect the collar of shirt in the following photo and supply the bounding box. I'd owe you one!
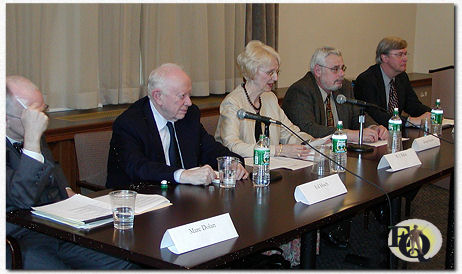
[318,86,331,104]
[6,136,19,146]
[380,66,395,105]
[149,100,170,131]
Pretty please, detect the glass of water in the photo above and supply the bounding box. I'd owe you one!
[109,190,137,230]
[217,156,239,188]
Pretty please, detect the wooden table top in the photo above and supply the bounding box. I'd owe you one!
[7,127,453,269]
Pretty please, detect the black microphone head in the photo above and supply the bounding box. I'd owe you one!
[237,109,246,119]
[336,94,347,104]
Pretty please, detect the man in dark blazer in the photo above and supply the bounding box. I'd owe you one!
[6,76,136,269]
[354,36,431,127]
[106,63,248,189]
[282,47,388,141]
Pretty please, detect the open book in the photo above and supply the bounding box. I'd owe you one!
[32,194,171,230]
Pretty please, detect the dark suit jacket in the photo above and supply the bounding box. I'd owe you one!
[354,64,431,127]
[106,96,244,188]
[282,71,376,138]
[6,137,69,237]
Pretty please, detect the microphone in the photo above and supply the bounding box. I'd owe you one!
[336,94,383,109]
[237,109,281,125]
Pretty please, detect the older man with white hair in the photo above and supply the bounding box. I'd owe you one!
[107,63,248,188]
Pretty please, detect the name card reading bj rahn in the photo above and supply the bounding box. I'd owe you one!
[160,213,238,254]
[294,174,347,205]
[377,148,421,172]
[411,135,440,152]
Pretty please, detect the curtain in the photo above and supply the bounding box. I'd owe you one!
[245,4,279,50]
[6,4,246,109]
[98,4,142,105]
[140,4,245,96]
[7,4,101,109]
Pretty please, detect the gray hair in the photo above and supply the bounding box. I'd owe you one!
[237,40,280,81]
[147,63,184,98]
[310,47,342,72]
[375,36,407,64]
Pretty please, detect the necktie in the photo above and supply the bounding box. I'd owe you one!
[325,95,334,127]
[166,122,181,168]
[13,142,23,154]
[388,79,399,114]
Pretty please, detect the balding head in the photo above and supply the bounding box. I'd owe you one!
[6,75,44,108]
[147,63,192,121]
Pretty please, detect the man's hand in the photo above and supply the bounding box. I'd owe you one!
[180,165,216,185]
[66,187,76,197]
[408,112,431,126]
[235,163,249,180]
[21,103,49,154]
[370,125,389,140]
[346,128,379,143]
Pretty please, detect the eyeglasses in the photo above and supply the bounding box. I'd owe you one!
[262,69,280,78]
[388,52,410,58]
[318,64,347,73]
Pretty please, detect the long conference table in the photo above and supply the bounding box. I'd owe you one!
[7,128,454,269]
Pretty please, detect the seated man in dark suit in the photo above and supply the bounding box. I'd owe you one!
[107,63,248,188]
[354,36,431,128]
[283,46,388,142]
[6,76,137,269]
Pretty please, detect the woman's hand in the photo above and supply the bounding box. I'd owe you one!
[279,144,311,159]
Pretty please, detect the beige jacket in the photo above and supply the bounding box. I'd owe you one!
[215,85,313,158]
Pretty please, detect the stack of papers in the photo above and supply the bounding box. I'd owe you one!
[32,194,171,230]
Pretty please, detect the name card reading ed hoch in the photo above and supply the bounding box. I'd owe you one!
[377,148,422,172]
[411,135,440,152]
[160,213,238,254]
[294,174,347,205]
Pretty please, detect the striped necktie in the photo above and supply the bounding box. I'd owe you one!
[388,79,399,114]
[325,95,334,127]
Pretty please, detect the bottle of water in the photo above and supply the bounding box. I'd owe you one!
[431,98,443,136]
[387,108,402,153]
[331,121,347,173]
[252,134,270,187]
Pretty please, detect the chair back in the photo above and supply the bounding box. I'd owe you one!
[74,130,113,189]
[430,66,454,119]
[200,115,219,136]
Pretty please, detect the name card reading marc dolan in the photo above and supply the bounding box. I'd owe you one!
[160,213,238,254]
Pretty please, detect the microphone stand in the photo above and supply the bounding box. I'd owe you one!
[347,107,373,153]
[263,121,282,182]
[263,121,270,138]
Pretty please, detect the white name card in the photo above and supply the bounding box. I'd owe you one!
[160,213,238,254]
[377,148,422,172]
[294,174,347,205]
[411,135,440,152]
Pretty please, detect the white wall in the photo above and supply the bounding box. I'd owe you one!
[413,4,454,73]
[278,3,453,87]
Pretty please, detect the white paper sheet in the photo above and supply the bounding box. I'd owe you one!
[245,156,313,170]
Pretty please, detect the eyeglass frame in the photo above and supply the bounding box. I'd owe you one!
[318,64,347,73]
[388,52,410,58]
[261,68,280,78]
[6,97,49,120]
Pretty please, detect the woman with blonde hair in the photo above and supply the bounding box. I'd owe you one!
[215,40,313,160]
[215,40,313,266]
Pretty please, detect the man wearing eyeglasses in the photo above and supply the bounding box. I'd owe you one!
[6,76,137,269]
[282,46,388,142]
[354,36,431,127]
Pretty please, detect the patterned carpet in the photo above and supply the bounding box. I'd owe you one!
[311,182,450,270]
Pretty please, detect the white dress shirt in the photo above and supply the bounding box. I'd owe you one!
[149,100,184,182]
